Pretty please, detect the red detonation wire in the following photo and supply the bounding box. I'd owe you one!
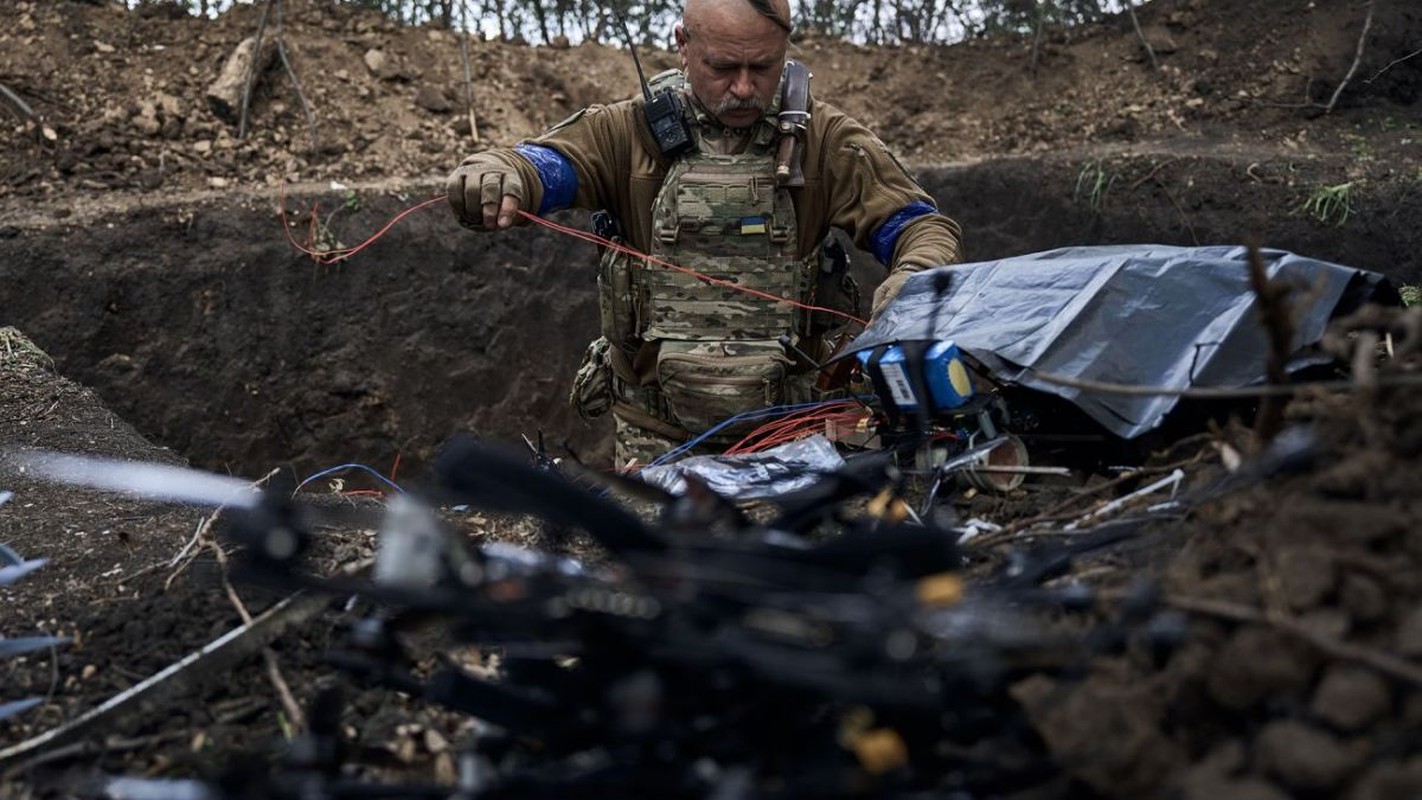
[724,400,870,455]
[517,210,871,328]
[275,187,870,329]
[279,182,446,265]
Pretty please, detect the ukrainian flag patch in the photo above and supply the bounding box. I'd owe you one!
[739,216,768,235]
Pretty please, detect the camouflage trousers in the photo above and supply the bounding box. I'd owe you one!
[611,370,818,470]
[573,335,820,469]
[613,413,686,469]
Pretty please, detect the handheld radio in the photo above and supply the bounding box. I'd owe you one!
[612,8,694,158]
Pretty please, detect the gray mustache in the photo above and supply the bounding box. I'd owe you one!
[714,97,765,114]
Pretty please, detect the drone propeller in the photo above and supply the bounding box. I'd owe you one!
[8,449,319,567]
[0,699,47,724]
[0,558,48,587]
[8,450,261,509]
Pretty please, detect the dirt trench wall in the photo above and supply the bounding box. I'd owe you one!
[921,154,1421,279]
[0,192,605,479]
[1,154,1416,478]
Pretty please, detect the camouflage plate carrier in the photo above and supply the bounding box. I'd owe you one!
[572,69,841,466]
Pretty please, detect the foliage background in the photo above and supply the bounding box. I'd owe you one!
[131,0,1130,46]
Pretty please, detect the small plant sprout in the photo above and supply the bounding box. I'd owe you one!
[1074,160,1117,214]
[1299,182,1355,227]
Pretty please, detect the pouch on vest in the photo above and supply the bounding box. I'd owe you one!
[655,339,791,435]
[570,336,614,420]
[810,239,861,334]
[597,245,642,347]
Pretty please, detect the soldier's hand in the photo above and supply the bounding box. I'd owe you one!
[870,269,912,321]
[447,159,525,230]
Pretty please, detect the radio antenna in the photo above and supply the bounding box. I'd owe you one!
[611,7,654,102]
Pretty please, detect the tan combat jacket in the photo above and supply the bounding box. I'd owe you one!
[458,86,963,289]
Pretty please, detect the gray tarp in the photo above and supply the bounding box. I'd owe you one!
[851,245,1396,439]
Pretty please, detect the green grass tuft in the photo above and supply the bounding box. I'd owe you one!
[1298,182,1355,227]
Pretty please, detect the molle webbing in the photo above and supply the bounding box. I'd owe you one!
[646,151,814,341]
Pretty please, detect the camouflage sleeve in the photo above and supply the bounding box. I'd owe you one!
[811,105,963,317]
[871,213,967,315]
[815,107,964,272]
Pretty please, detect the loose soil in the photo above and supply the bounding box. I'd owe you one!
[2,0,1422,797]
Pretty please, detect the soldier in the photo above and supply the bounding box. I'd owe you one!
[447,0,963,467]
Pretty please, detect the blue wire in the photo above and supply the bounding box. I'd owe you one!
[294,463,407,496]
[646,400,856,468]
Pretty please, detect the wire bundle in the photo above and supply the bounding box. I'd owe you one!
[645,399,876,469]
[645,401,845,467]
[723,400,870,455]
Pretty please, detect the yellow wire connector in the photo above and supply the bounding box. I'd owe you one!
[865,486,909,523]
[850,728,909,775]
[915,572,965,608]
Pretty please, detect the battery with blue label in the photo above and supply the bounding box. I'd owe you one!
[857,341,975,420]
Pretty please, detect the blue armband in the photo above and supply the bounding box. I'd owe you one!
[513,143,578,214]
[870,200,938,265]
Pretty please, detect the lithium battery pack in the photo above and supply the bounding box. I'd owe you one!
[857,341,975,421]
[922,341,975,411]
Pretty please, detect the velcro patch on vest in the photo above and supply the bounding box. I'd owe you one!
[739,216,768,235]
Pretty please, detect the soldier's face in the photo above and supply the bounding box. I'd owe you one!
[675,13,787,129]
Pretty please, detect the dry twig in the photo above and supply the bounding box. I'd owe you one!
[1129,158,1179,190]
[1325,0,1375,114]
[2,730,191,774]
[164,468,278,591]
[0,82,36,121]
[970,447,1212,548]
[1157,181,1200,245]
[1246,244,1295,444]
[1125,0,1159,71]
[238,0,276,140]
[459,0,481,143]
[0,594,327,770]
[165,509,223,591]
[207,540,306,732]
[272,0,318,152]
[1167,593,1422,686]
[1028,0,1046,73]
[1367,47,1422,84]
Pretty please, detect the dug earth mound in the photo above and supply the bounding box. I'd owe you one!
[1,0,1419,474]
[3,0,1422,796]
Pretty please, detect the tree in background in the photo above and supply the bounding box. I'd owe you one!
[124,0,1127,45]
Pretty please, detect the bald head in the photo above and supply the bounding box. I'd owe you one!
[683,0,792,36]
[676,0,791,128]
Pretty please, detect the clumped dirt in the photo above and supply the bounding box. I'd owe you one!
[3,0,1422,797]
[1011,355,1422,798]
[2,0,1418,190]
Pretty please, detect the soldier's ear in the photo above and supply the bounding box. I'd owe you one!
[674,23,689,56]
